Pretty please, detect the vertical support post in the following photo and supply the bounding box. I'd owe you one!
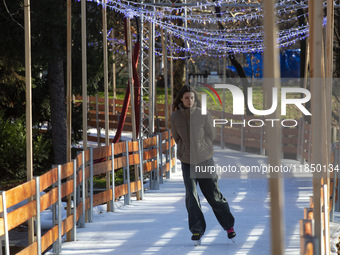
[309,0,325,253]
[221,88,225,149]
[82,0,87,151]
[162,28,169,129]
[111,143,115,212]
[300,120,305,164]
[124,141,131,205]
[170,33,174,115]
[263,1,285,255]
[150,135,159,190]
[323,184,330,255]
[167,129,171,179]
[96,93,101,147]
[308,124,311,164]
[80,153,86,227]
[138,139,145,200]
[67,0,72,162]
[296,118,301,161]
[337,145,340,211]
[241,115,244,152]
[66,0,72,241]
[35,177,42,255]
[174,143,178,173]
[24,0,34,245]
[55,166,62,254]
[149,11,155,135]
[72,159,77,241]
[58,166,62,252]
[158,133,163,184]
[1,192,9,255]
[89,148,93,222]
[260,116,264,155]
[184,0,188,85]
[330,148,337,221]
[112,30,116,99]
[103,0,109,147]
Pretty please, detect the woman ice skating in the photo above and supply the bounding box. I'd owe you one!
[170,85,236,246]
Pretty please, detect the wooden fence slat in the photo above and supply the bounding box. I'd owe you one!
[5,179,36,211]
[61,161,74,180]
[115,184,128,198]
[40,167,58,192]
[114,141,127,155]
[61,179,74,199]
[40,187,58,212]
[16,241,38,255]
[128,153,140,165]
[76,202,83,222]
[114,156,127,170]
[143,161,158,173]
[143,136,158,148]
[0,194,2,214]
[128,141,140,153]
[41,225,59,253]
[93,160,112,176]
[0,218,4,236]
[84,165,91,180]
[130,181,142,193]
[7,200,37,231]
[84,149,91,163]
[143,148,158,161]
[282,136,299,145]
[93,190,112,207]
[92,145,112,160]
[62,215,74,236]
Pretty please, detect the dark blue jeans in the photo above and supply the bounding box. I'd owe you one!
[181,158,235,235]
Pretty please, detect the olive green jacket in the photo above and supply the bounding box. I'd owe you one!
[170,103,216,165]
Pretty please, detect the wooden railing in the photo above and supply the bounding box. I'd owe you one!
[299,144,339,255]
[0,129,176,255]
[74,96,170,144]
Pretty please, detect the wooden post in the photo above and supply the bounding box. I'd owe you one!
[24,0,34,245]
[170,33,174,113]
[263,1,285,255]
[112,30,116,112]
[66,0,72,241]
[103,0,109,147]
[309,0,325,253]
[161,28,169,129]
[81,0,88,223]
[82,0,87,151]
[126,18,140,199]
[102,0,111,211]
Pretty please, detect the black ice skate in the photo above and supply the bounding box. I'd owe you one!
[191,233,202,246]
[227,228,236,243]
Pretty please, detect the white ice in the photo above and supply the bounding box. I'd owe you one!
[44,146,313,255]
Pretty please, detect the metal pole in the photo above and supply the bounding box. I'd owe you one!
[103,0,109,146]
[263,1,284,255]
[309,0,324,253]
[127,18,136,141]
[170,33,174,113]
[82,0,87,151]
[24,0,34,245]
[184,0,188,85]
[149,14,155,135]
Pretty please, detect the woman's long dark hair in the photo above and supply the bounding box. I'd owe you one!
[173,85,201,111]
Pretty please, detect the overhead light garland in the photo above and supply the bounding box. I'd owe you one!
[77,0,328,57]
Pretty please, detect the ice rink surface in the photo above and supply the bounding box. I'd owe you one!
[48,147,313,255]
